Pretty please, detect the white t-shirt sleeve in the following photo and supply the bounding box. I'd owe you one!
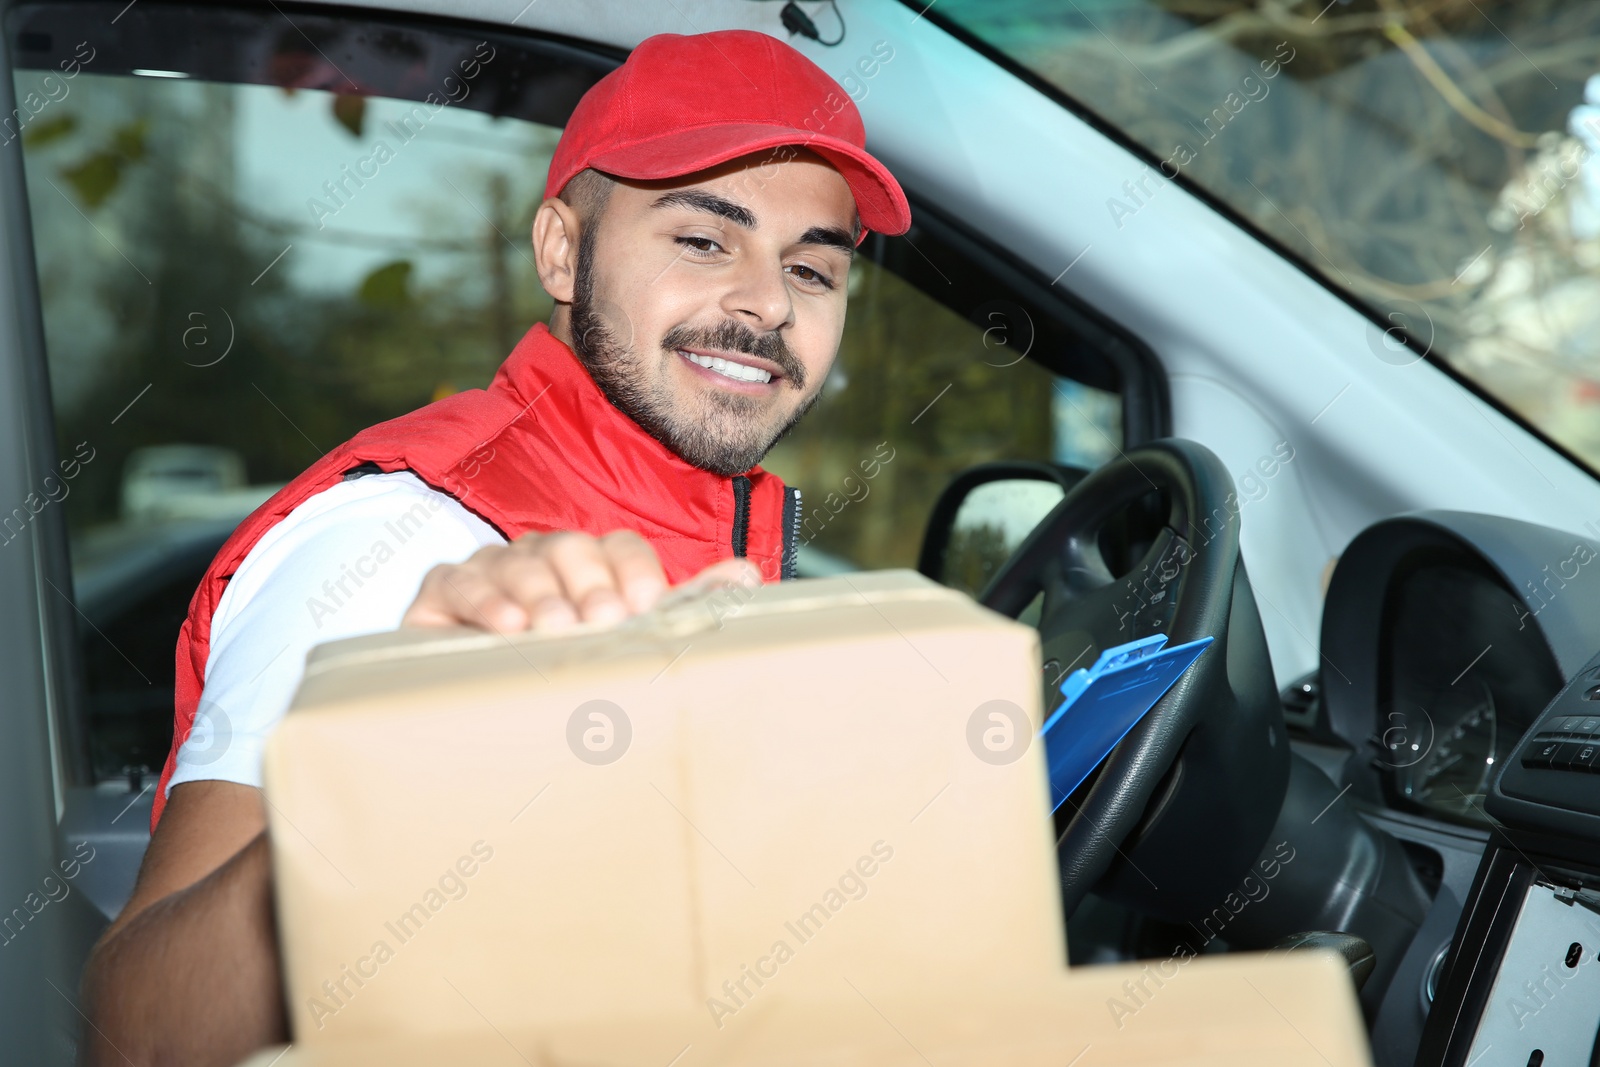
[166,471,506,796]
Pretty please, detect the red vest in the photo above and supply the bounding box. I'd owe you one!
[153,323,798,828]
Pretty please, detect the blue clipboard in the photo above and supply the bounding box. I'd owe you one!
[1040,633,1213,812]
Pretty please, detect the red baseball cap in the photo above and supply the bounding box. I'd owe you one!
[544,30,911,242]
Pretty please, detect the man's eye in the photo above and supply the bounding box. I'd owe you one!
[675,236,723,256]
[787,264,834,289]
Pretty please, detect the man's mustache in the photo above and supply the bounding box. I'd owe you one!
[661,320,806,390]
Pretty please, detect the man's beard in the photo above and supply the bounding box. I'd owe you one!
[567,226,820,477]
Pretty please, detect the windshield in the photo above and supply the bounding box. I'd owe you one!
[936,0,1600,472]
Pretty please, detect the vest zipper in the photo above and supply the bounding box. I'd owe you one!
[781,487,801,580]
[731,475,752,558]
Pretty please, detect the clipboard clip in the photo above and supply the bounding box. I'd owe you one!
[1041,633,1214,812]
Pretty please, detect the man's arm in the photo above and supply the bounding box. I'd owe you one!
[80,780,284,1067]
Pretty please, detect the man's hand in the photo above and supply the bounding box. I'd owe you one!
[402,530,758,633]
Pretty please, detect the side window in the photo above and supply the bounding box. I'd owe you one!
[762,221,1125,573]
[10,6,604,787]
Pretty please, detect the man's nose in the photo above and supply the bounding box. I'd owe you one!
[720,260,793,333]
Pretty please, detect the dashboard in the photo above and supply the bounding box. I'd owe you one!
[1319,510,1600,831]
[1377,555,1563,824]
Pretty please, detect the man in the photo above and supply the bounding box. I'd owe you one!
[80,29,909,1067]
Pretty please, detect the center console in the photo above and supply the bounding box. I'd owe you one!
[1417,652,1600,1066]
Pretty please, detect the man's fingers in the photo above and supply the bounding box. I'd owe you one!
[600,530,669,613]
[691,557,764,591]
[484,536,593,630]
[405,559,530,632]
[401,531,689,634]
[655,558,764,613]
[534,532,629,625]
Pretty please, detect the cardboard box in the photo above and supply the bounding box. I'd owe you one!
[259,570,1371,1065]
[237,953,1371,1066]
[265,572,1062,1039]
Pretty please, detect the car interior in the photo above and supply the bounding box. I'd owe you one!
[2,1,1600,1065]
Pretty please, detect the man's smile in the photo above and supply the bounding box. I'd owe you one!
[675,346,784,389]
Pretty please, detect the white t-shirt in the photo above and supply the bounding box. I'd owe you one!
[165,471,505,797]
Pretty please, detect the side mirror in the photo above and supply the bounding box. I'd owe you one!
[917,462,1087,598]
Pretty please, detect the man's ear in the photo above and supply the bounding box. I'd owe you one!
[532,197,583,303]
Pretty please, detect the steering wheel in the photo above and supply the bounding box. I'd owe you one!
[979,439,1288,922]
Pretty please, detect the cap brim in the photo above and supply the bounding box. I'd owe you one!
[585,122,911,242]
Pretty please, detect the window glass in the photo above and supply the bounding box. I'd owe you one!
[937,0,1600,472]
[23,73,558,533]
